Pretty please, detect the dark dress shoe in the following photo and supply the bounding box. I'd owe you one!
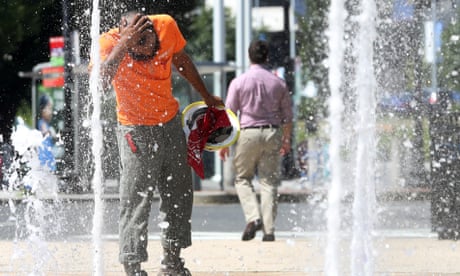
[262,234,275,242]
[124,263,148,276]
[242,219,263,241]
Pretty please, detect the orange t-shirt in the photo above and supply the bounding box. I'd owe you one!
[99,14,187,125]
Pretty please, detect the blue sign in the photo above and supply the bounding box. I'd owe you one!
[393,0,414,21]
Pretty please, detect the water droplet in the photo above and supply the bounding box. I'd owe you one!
[158,221,170,229]
[193,258,202,265]
[286,239,296,246]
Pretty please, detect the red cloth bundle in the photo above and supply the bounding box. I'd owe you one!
[187,107,231,178]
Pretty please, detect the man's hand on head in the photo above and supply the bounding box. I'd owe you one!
[100,13,153,88]
[119,14,153,50]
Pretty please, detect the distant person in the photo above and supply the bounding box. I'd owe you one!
[219,40,293,242]
[0,133,14,189]
[37,94,56,172]
[98,11,223,276]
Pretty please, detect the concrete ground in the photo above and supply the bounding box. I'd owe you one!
[0,177,449,275]
[1,233,460,275]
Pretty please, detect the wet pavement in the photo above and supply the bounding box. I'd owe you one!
[0,178,457,275]
[2,233,460,275]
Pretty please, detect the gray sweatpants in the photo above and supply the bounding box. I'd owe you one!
[117,114,193,264]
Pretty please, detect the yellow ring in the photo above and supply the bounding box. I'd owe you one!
[182,101,240,151]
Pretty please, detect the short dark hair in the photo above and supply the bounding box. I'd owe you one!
[39,94,51,112]
[248,40,269,64]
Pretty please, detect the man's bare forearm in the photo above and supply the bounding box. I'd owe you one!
[282,122,293,143]
[173,51,212,101]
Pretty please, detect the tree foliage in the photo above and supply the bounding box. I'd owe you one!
[0,0,61,140]
[439,7,460,92]
[186,5,236,62]
[296,0,329,93]
[295,0,330,120]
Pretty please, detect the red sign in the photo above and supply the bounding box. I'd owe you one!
[49,36,65,66]
[49,36,64,50]
[42,66,64,88]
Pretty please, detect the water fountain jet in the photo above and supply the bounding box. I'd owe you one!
[87,0,105,274]
[325,0,378,275]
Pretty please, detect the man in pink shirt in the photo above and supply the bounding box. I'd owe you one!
[219,40,293,242]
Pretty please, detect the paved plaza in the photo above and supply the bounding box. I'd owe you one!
[1,234,460,275]
[0,178,457,275]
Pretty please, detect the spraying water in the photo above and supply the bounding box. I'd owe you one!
[325,0,378,274]
[88,0,105,275]
[7,120,62,275]
[350,0,378,275]
[324,0,346,274]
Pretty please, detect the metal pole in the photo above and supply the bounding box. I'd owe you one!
[290,0,298,131]
[236,0,252,75]
[71,30,81,182]
[62,0,74,176]
[243,0,252,71]
[431,0,437,94]
[289,0,296,59]
[213,0,225,67]
[18,62,53,129]
[213,0,226,186]
[236,0,245,76]
[31,77,36,129]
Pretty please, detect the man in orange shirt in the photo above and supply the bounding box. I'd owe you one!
[99,12,223,276]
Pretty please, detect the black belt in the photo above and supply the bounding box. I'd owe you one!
[241,124,279,130]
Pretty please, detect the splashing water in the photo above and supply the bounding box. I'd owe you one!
[7,120,62,275]
[325,0,378,275]
[88,0,105,275]
[10,122,59,196]
[324,0,346,274]
[350,0,377,275]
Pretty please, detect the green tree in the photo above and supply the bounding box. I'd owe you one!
[186,5,236,62]
[296,1,330,101]
[295,0,330,120]
[0,0,60,140]
[439,7,460,92]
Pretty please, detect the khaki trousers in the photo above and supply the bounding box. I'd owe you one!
[233,127,282,234]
